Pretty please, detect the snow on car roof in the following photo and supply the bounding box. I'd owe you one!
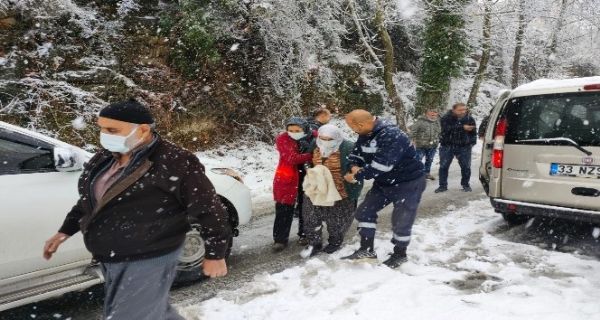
[511,76,600,98]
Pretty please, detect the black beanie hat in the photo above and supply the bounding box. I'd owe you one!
[98,98,155,124]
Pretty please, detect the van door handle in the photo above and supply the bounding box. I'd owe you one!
[571,187,600,197]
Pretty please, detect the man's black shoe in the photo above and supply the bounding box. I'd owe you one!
[272,242,287,253]
[323,244,342,254]
[434,187,448,193]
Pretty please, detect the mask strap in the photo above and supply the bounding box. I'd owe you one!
[127,125,140,138]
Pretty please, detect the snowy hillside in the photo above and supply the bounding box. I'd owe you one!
[2,0,598,150]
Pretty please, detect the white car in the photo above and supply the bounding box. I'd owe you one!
[0,121,252,311]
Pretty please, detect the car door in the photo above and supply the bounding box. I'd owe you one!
[480,90,511,197]
[0,127,91,281]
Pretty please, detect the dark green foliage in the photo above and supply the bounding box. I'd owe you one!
[298,63,384,117]
[163,0,221,77]
[416,0,470,115]
[389,24,420,74]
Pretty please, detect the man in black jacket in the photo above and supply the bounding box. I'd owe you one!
[43,99,230,320]
[436,102,477,193]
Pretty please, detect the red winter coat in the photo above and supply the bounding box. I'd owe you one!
[273,132,313,205]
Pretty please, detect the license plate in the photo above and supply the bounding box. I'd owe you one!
[550,163,600,177]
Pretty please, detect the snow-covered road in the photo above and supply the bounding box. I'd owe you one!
[181,199,600,320]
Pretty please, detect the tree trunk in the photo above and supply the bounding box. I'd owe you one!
[545,0,568,76]
[348,0,383,68]
[511,0,526,89]
[467,1,492,108]
[374,0,407,131]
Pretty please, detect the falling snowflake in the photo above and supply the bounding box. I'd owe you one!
[72,116,86,130]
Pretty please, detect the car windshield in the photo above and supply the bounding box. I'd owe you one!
[504,92,600,147]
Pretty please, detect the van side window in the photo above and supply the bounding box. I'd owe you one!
[0,128,56,175]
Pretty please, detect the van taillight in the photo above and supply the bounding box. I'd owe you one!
[492,118,507,168]
[493,149,504,168]
[583,84,600,91]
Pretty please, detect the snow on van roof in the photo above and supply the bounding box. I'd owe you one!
[511,76,600,97]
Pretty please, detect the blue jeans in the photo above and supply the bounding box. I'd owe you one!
[416,147,437,174]
[355,175,426,249]
[438,145,472,188]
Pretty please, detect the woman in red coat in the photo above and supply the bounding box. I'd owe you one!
[272,117,315,251]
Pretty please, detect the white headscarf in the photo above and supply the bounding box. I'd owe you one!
[317,124,344,158]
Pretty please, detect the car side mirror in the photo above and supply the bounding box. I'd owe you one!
[54,147,85,172]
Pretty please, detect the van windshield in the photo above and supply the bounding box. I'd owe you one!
[504,92,600,147]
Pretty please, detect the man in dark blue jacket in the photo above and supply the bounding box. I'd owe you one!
[436,102,477,193]
[342,110,426,268]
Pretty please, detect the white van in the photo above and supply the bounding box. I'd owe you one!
[480,77,600,224]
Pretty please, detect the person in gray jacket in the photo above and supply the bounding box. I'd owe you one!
[409,109,441,180]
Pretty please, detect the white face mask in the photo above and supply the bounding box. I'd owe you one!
[317,138,341,158]
[288,131,307,141]
[100,125,141,154]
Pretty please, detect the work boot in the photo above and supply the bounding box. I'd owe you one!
[341,248,377,261]
[462,185,472,192]
[341,236,376,261]
[426,174,435,180]
[382,247,408,269]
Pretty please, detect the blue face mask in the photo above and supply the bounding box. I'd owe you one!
[100,125,140,154]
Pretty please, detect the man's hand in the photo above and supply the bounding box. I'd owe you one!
[350,166,361,174]
[463,125,475,132]
[203,259,228,278]
[344,172,356,183]
[43,233,70,260]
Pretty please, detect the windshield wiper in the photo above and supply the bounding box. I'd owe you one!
[516,137,593,156]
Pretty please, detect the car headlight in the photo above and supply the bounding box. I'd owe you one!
[211,168,244,183]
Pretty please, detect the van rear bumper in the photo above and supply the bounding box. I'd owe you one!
[491,198,600,224]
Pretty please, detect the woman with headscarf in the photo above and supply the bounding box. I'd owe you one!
[300,124,364,257]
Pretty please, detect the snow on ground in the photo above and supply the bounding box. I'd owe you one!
[198,141,278,213]
[181,199,600,320]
